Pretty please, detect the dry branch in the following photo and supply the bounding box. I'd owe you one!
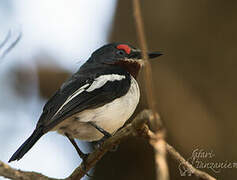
[0,110,152,180]
[0,161,56,180]
[0,110,216,180]
[166,144,216,180]
[132,0,169,179]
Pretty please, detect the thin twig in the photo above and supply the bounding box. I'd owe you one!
[166,143,216,180]
[0,30,22,59]
[132,1,169,180]
[132,0,162,130]
[0,31,11,49]
[143,129,217,180]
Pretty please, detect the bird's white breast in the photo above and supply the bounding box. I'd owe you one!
[56,76,140,141]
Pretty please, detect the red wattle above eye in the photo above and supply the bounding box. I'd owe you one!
[116,44,131,54]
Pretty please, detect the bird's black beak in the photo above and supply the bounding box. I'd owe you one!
[129,51,163,60]
[148,52,163,59]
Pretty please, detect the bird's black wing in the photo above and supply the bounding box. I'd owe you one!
[37,69,131,133]
[9,65,131,162]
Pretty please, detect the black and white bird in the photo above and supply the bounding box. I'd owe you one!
[9,43,162,162]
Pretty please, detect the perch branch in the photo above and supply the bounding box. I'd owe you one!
[0,110,152,180]
[0,161,57,180]
[0,110,216,180]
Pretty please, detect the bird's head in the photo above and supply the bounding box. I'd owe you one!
[89,43,162,78]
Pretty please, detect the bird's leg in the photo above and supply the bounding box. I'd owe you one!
[88,122,111,138]
[88,122,118,150]
[65,133,92,177]
[65,133,88,160]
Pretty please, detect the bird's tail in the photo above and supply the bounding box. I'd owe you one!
[8,127,44,162]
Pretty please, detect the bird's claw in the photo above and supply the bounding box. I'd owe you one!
[94,134,113,150]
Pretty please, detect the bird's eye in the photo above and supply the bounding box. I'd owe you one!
[117,50,126,56]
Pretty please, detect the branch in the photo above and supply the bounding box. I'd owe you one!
[144,130,217,180]
[0,110,216,180]
[131,2,216,179]
[132,0,163,130]
[0,110,153,180]
[132,0,169,179]
[166,144,216,180]
[148,128,169,180]
[0,161,56,180]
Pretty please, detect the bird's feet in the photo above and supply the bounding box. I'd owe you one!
[93,134,119,152]
[93,133,111,149]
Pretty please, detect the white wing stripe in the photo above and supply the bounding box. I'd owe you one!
[54,83,90,116]
[53,74,125,117]
[86,74,125,92]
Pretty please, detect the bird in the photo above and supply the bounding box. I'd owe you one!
[8,42,162,163]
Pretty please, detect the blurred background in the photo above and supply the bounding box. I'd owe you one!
[0,0,236,179]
